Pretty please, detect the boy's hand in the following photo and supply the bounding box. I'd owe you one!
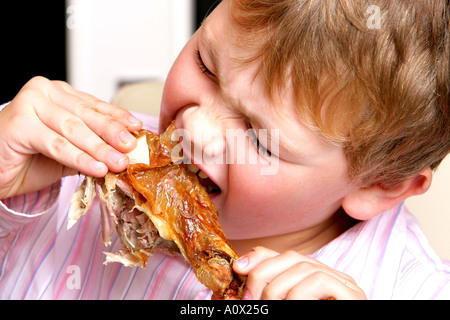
[233,246,366,300]
[0,76,143,199]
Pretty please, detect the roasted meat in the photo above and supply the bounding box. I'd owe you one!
[67,122,245,299]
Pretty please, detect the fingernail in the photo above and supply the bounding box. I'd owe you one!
[110,151,128,166]
[128,116,142,126]
[234,256,249,269]
[92,161,107,174]
[120,131,135,145]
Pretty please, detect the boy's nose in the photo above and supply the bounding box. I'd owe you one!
[178,106,226,165]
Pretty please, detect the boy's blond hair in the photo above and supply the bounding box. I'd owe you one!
[229,0,450,188]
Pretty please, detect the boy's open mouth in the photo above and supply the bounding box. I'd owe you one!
[186,164,221,195]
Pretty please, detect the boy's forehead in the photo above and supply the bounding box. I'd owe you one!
[199,2,258,88]
[201,0,253,59]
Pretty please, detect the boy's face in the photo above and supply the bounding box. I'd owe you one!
[159,0,354,242]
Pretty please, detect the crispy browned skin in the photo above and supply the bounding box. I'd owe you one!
[124,123,245,299]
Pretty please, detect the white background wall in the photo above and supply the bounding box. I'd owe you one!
[65,0,194,102]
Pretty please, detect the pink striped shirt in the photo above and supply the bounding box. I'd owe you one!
[1,110,450,299]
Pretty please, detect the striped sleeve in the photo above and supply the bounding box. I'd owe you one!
[0,181,61,231]
[0,180,63,299]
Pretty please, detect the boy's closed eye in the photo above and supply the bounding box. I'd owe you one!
[248,126,272,157]
[194,49,217,81]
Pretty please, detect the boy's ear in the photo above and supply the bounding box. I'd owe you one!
[342,167,432,220]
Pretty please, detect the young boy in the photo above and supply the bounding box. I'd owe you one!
[0,0,448,299]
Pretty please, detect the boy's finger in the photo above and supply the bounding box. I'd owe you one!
[233,246,279,274]
[233,247,281,300]
[46,93,139,152]
[50,82,143,131]
[259,262,337,299]
[284,272,366,300]
[30,123,108,177]
[34,101,130,173]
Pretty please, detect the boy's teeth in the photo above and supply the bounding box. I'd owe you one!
[187,164,200,174]
[186,163,209,180]
[198,170,208,179]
